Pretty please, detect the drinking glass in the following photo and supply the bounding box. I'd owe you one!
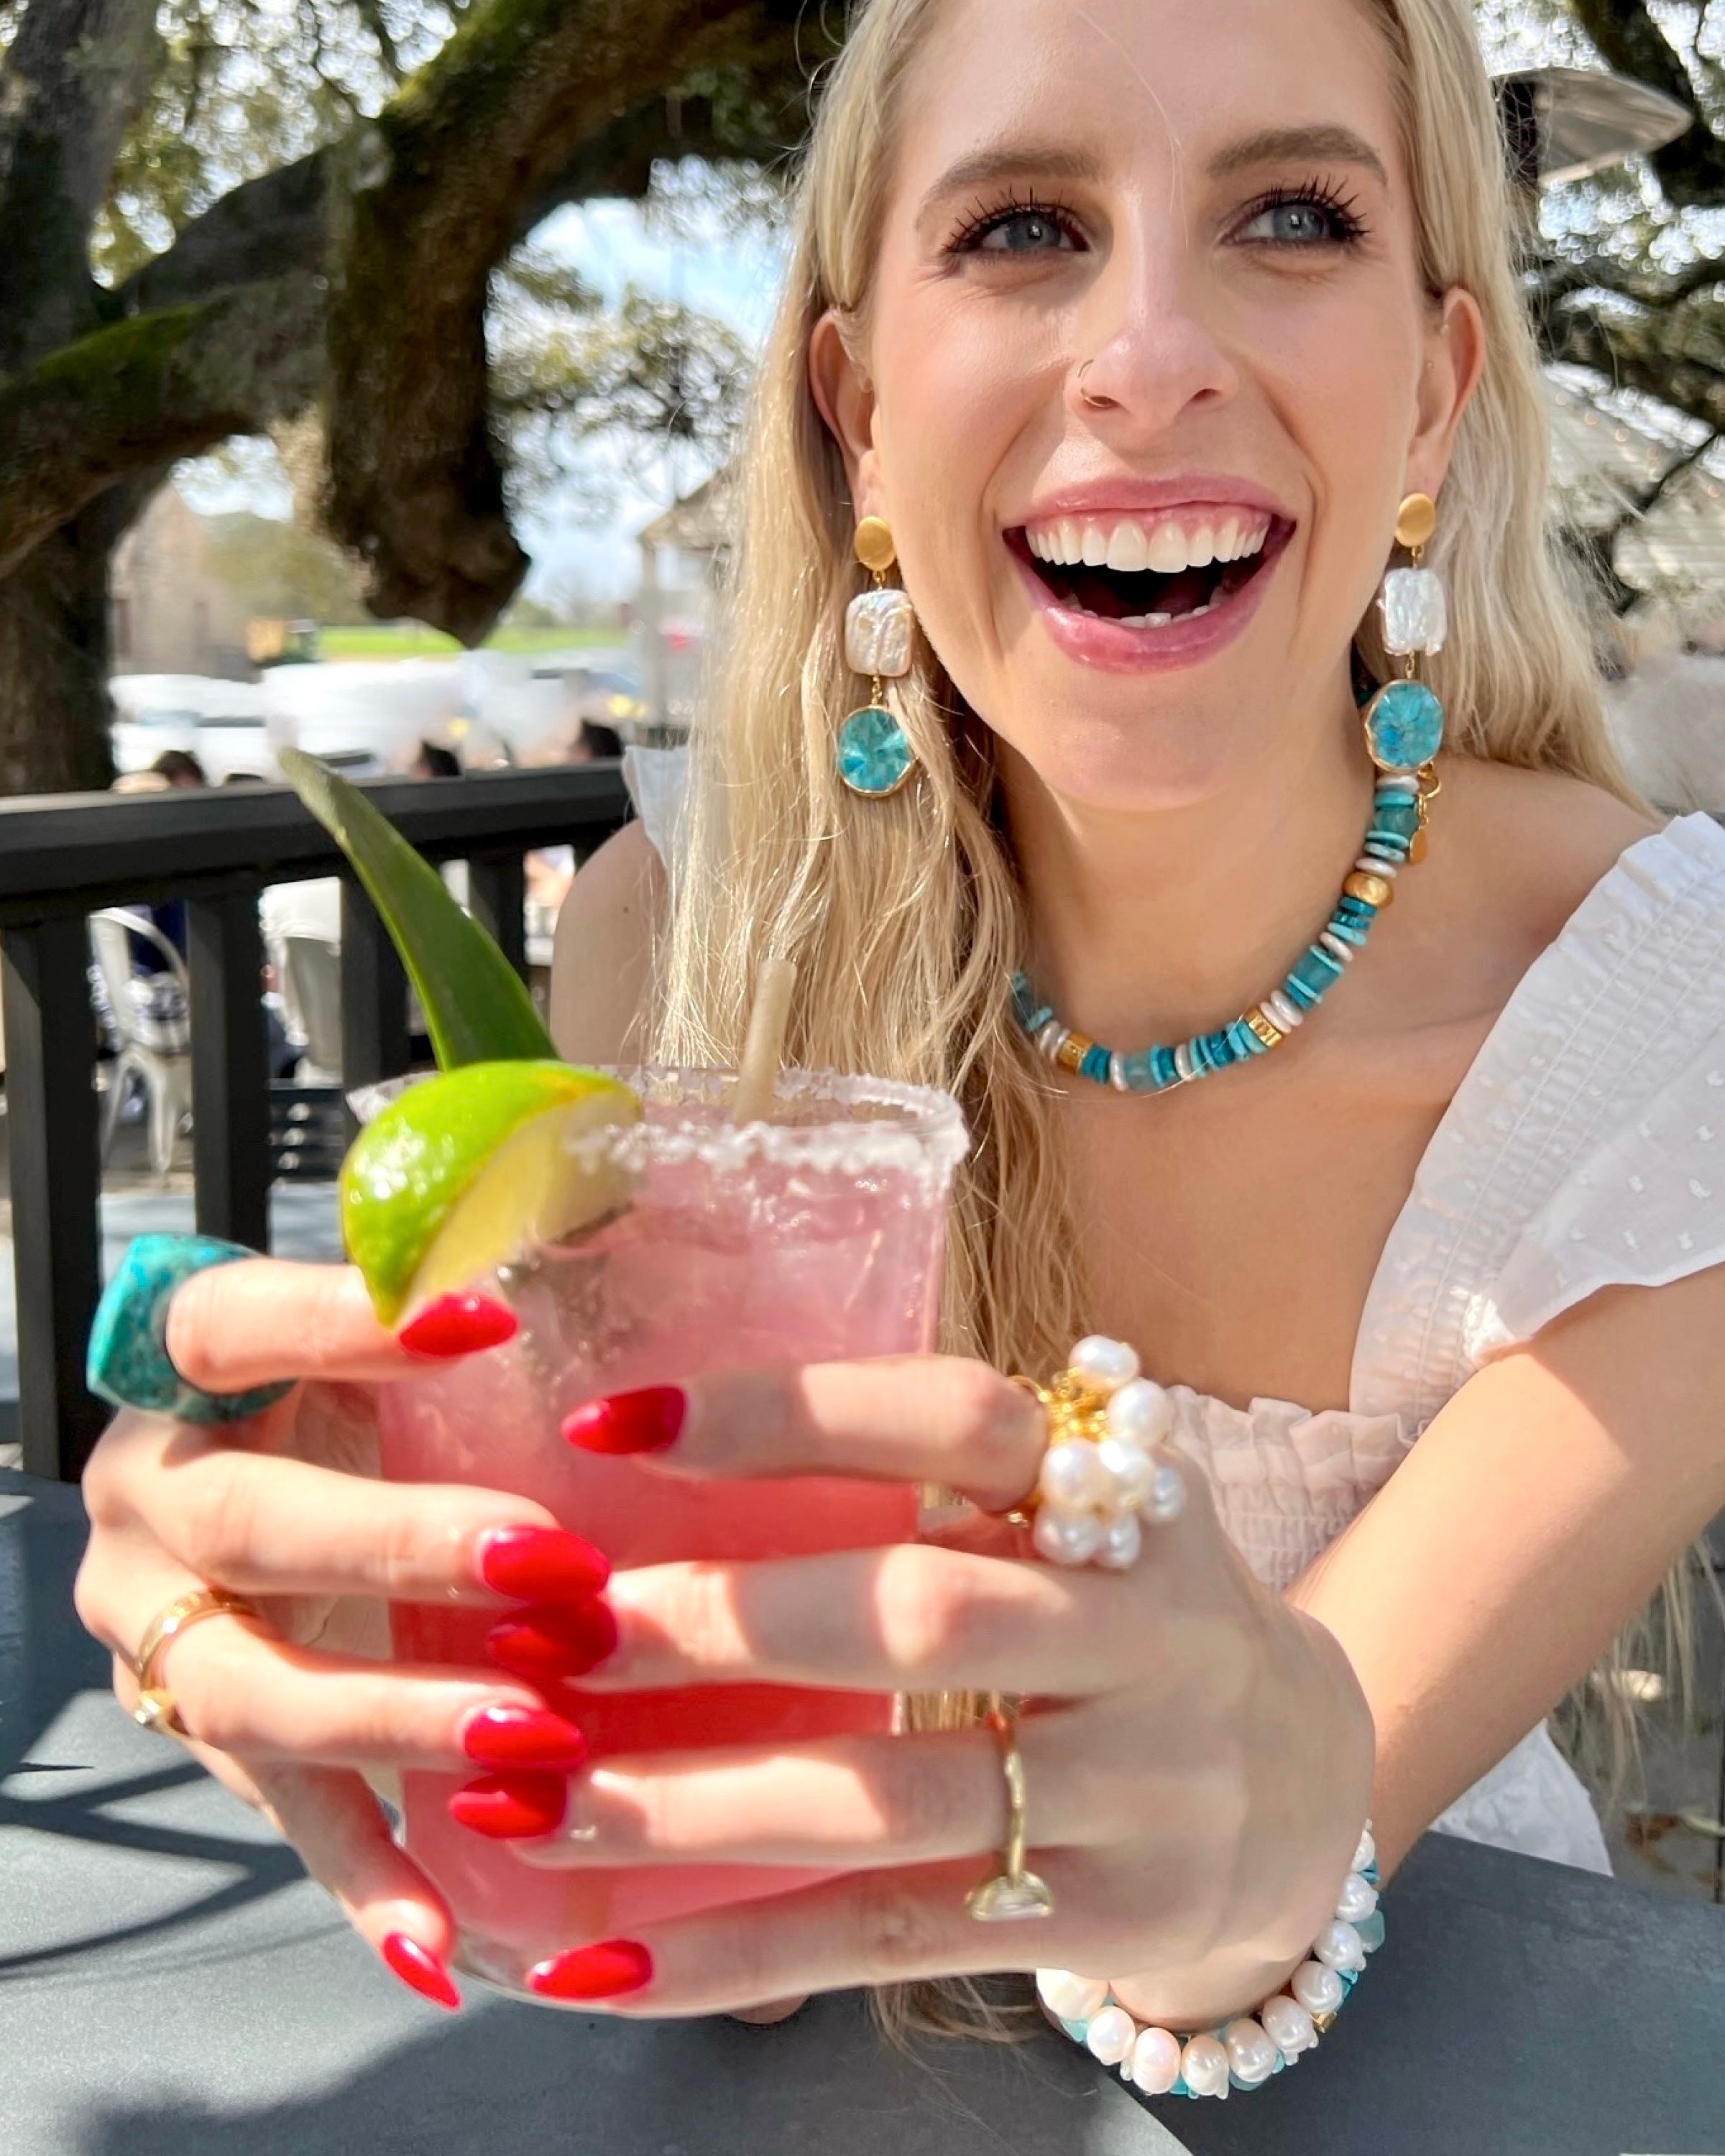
[375,1066,968,1989]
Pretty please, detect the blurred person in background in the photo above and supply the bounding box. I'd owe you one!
[149,749,207,789]
[411,740,463,780]
[569,720,624,762]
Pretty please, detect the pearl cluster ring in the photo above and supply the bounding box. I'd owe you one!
[1037,1824,1384,2099]
[1013,1335,1186,1572]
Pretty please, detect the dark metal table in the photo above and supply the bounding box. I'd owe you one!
[4,1467,1722,2156]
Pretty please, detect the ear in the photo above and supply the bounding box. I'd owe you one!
[809,309,886,517]
[1404,286,1486,505]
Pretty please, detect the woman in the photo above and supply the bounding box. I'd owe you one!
[75,0,1725,2081]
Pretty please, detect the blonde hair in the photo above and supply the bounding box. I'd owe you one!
[653,0,1647,2035]
[657,0,1631,1364]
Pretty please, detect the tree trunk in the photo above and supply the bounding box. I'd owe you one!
[0,495,123,794]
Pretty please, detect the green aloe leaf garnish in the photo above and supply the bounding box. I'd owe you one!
[280,747,556,1069]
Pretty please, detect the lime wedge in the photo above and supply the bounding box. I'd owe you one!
[342,1061,641,1323]
[280,747,554,1069]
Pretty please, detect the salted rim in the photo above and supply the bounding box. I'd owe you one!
[349,1063,970,1183]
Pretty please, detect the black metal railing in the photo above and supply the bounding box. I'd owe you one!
[0,766,630,1480]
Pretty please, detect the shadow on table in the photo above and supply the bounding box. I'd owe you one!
[0,1470,315,1975]
[12,1471,1725,2156]
[1,1470,109,1764]
[67,1994,1150,2156]
[57,1817,1725,2156]
[0,1755,307,1978]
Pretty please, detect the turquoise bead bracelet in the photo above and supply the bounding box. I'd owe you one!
[1012,776,1430,1093]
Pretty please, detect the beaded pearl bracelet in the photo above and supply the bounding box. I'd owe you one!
[1036,1825,1383,2100]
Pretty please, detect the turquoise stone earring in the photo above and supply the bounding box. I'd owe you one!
[837,516,917,798]
[1363,492,1445,786]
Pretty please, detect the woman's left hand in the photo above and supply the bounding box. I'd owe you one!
[497,1355,1376,2023]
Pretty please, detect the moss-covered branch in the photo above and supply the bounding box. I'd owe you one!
[0,277,323,579]
[0,0,162,368]
[324,0,827,640]
[117,151,333,315]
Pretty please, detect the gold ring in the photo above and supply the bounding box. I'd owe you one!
[129,1587,265,1739]
[965,1694,1054,1922]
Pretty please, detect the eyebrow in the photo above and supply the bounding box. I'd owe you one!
[1208,125,1390,188]
[917,143,1105,224]
[917,124,1389,227]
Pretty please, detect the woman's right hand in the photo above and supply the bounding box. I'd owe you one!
[72,1258,612,2012]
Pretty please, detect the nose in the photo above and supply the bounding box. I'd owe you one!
[1067,224,1239,433]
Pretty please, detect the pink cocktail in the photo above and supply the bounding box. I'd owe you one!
[377,1067,967,1991]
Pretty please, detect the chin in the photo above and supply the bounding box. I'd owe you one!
[1003,710,1257,816]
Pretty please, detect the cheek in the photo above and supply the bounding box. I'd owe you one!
[1253,298,1423,601]
[868,285,1056,642]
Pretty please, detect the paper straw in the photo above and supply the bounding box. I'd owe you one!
[730,955,798,1126]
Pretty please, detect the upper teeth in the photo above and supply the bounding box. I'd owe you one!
[1024,514,1269,573]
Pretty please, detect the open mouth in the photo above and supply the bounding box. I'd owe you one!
[1007,510,1292,631]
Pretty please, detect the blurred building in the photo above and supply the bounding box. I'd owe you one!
[111,484,254,679]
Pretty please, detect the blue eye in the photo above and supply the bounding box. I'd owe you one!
[957,206,1081,254]
[1234,188,1366,249]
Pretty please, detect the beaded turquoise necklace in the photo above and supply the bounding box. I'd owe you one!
[1012,729,1438,1094]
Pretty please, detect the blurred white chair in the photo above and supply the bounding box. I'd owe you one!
[90,909,193,1180]
[277,936,343,1085]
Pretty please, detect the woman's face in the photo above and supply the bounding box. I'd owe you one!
[814,0,1481,811]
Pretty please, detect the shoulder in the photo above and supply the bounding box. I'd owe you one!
[1442,759,1661,946]
[548,821,666,1064]
[1407,761,1665,1028]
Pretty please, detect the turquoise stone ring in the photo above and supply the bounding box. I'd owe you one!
[836,704,914,797]
[87,1235,295,1427]
[1363,678,1444,772]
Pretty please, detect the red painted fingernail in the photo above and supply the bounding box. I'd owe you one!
[462,1703,588,1772]
[488,1600,619,1682]
[526,1940,653,2001]
[562,1385,686,1455]
[381,1932,460,2011]
[400,1293,519,1358]
[477,1524,611,1600]
[448,1771,567,1840]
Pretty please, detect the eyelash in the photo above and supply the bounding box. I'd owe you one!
[1233,177,1371,249]
[945,186,1084,255]
[943,174,1371,257]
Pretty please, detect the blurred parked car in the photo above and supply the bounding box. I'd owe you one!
[261,658,458,775]
[111,676,277,783]
[110,648,643,784]
[558,665,648,732]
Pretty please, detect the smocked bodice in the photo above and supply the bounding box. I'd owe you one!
[628,745,1725,1876]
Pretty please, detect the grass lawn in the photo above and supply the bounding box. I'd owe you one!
[316,624,622,660]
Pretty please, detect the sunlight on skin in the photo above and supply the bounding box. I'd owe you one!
[74,0,1725,2038]
[816,0,1476,811]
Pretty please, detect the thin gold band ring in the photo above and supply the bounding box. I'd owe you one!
[129,1587,266,1739]
[965,1694,1055,1922]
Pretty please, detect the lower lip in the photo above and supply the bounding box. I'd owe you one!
[1013,540,1282,676]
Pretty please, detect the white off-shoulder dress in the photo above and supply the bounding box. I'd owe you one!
[627,746,1725,1875]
